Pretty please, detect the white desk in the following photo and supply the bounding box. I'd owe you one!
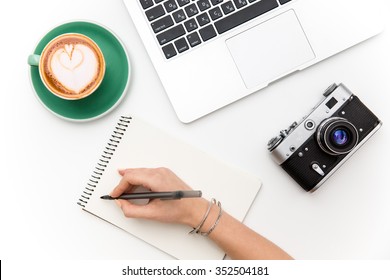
[1,0,389,260]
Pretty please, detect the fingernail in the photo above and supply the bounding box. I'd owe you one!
[118,169,125,175]
[115,199,122,208]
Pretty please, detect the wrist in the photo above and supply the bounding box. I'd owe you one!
[199,201,221,236]
[180,198,210,228]
[183,198,221,235]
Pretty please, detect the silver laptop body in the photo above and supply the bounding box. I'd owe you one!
[124,0,384,123]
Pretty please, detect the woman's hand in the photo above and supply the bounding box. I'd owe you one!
[110,168,208,227]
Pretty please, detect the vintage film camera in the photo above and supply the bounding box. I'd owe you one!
[267,83,382,192]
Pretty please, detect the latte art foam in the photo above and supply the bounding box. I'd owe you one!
[51,44,98,94]
[40,34,105,99]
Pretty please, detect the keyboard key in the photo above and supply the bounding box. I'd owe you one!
[155,0,164,3]
[173,9,187,23]
[187,32,202,47]
[184,18,198,32]
[164,0,178,13]
[196,12,211,27]
[199,24,217,41]
[197,0,211,12]
[221,1,235,15]
[215,0,279,34]
[233,0,247,9]
[209,6,223,20]
[151,15,174,33]
[139,0,154,9]
[279,0,291,4]
[210,0,223,5]
[177,0,190,6]
[162,43,177,59]
[156,24,186,45]
[185,3,199,17]
[174,37,190,53]
[145,4,165,21]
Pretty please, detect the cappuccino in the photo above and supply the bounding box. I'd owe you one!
[40,33,105,99]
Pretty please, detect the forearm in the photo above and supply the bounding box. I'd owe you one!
[191,200,293,260]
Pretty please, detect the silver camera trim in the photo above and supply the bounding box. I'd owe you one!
[269,84,355,165]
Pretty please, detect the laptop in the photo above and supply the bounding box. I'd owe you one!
[123,0,384,123]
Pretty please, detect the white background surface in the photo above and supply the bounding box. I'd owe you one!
[0,0,389,260]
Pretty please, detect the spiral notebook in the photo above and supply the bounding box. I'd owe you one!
[78,116,261,259]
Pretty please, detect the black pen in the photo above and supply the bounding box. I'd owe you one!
[100,190,202,200]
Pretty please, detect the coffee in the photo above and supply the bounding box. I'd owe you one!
[40,33,105,99]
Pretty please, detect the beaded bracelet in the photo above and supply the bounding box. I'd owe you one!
[189,198,216,234]
[200,200,222,236]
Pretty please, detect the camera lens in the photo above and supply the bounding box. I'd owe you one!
[331,128,349,146]
[316,117,359,155]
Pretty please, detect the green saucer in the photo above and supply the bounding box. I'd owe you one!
[29,21,131,121]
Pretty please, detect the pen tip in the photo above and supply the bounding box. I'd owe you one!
[100,195,111,200]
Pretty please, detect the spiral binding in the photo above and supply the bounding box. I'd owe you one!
[77,116,132,208]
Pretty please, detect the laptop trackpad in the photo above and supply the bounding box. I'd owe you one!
[226,10,315,89]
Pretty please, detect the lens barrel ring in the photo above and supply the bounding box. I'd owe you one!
[316,117,359,155]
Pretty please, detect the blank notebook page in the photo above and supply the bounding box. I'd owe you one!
[78,116,261,259]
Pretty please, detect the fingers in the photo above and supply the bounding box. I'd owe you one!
[118,169,127,176]
[117,168,155,186]
[117,167,182,191]
[110,174,137,198]
[111,168,160,198]
[116,199,155,219]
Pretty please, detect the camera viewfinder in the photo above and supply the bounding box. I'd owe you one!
[326,97,338,109]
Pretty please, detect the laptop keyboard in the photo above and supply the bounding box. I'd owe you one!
[139,0,292,59]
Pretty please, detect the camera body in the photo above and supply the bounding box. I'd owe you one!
[268,83,382,192]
